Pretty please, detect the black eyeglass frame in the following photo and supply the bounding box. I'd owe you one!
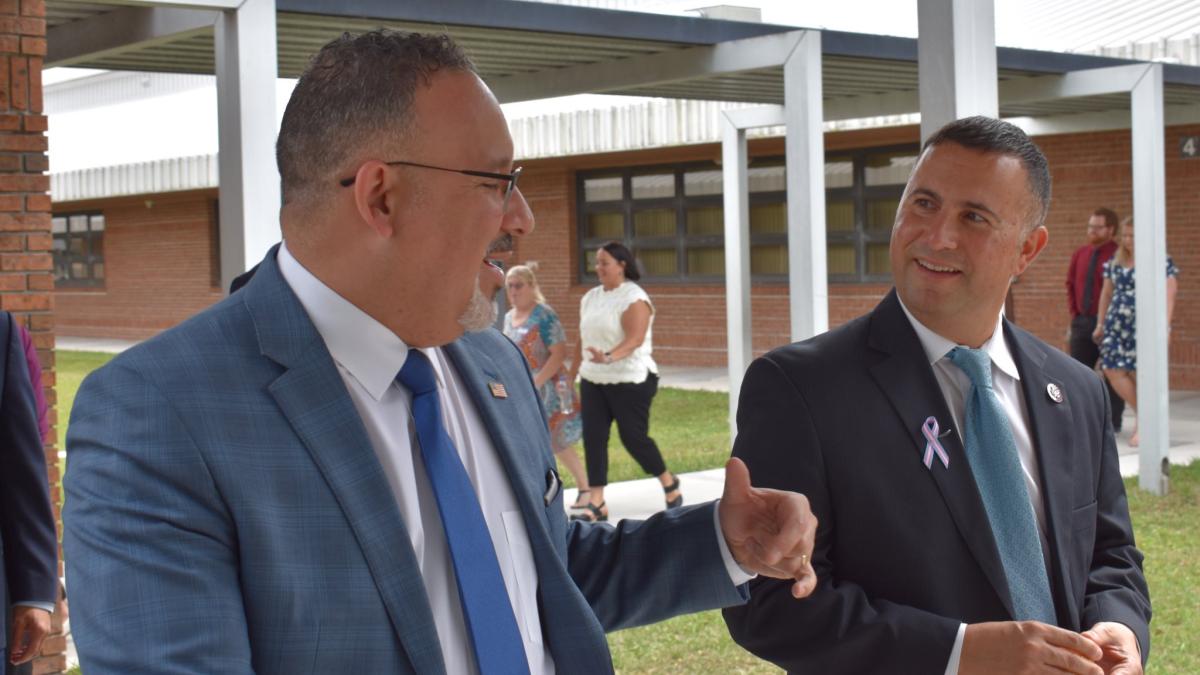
[339,160,523,211]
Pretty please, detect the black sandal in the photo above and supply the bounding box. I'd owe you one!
[570,501,608,523]
[663,474,683,510]
[569,489,591,510]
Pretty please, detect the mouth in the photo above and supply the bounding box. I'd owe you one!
[915,258,961,275]
[485,234,515,270]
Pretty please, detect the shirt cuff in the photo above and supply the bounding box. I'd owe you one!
[713,499,757,586]
[944,623,966,675]
[13,601,54,613]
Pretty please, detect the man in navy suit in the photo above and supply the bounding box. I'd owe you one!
[64,30,817,674]
[724,117,1150,674]
[0,311,57,674]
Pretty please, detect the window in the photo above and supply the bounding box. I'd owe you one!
[52,212,105,288]
[576,146,916,284]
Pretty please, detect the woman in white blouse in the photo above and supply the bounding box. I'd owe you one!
[567,241,680,522]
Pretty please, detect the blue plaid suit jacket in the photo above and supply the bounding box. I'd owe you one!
[64,247,746,674]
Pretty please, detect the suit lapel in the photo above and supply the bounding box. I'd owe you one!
[1005,323,1075,627]
[243,248,446,674]
[443,337,549,533]
[866,291,1015,617]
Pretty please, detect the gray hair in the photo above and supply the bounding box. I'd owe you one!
[276,30,475,207]
[923,116,1052,232]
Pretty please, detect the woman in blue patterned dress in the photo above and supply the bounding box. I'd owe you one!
[1093,217,1179,447]
[502,265,590,508]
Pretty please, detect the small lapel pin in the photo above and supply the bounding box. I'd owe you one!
[921,416,950,469]
[1046,383,1063,404]
[488,381,508,399]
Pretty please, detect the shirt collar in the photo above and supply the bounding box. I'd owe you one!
[277,242,434,400]
[896,294,1021,382]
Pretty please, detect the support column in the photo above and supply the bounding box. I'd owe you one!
[917,0,998,140]
[215,0,279,291]
[1131,64,1170,495]
[783,30,827,341]
[721,114,751,435]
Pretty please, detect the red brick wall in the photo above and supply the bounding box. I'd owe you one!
[54,189,222,340]
[514,124,1200,387]
[1,1,65,672]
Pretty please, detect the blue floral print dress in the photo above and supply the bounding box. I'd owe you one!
[1099,256,1179,371]
[503,303,583,452]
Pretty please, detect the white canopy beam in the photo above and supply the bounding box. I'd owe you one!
[917,0,999,140]
[215,0,281,291]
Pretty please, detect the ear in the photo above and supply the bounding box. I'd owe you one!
[1014,224,1049,275]
[350,161,403,238]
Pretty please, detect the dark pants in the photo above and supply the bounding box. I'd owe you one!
[581,373,668,486]
[1069,314,1126,430]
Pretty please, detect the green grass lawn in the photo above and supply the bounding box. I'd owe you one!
[55,351,1198,674]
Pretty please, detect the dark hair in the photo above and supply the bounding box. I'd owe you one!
[1092,206,1119,231]
[276,30,475,206]
[923,116,1051,231]
[600,240,640,281]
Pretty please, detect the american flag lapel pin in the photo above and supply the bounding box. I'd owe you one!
[488,381,508,399]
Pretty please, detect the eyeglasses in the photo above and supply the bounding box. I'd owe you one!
[339,160,523,212]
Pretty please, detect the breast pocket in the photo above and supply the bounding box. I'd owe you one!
[502,510,544,646]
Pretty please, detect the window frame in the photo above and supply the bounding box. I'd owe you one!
[52,210,106,289]
[575,144,918,285]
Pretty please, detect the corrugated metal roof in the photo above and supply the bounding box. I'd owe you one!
[51,154,218,202]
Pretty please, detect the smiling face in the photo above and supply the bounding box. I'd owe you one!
[890,141,1048,346]
[384,69,534,344]
[594,248,625,289]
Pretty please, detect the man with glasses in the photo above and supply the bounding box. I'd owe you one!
[1066,207,1124,431]
[64,30,817,675]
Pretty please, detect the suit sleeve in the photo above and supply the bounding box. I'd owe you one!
[722,356,959,674]
[1081,382,1152,663]
[565,502,748,632]
[0,315,58,610]
[63,361,255,674]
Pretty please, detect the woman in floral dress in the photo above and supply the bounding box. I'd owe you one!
[1093,217,1179,446]
[502,265,590,508]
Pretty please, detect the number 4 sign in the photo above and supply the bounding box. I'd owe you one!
[1183,136,1199,159]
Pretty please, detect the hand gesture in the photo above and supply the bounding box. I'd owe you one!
[960,621,1103,675]
[8,606,51,665]
[717,457,818,599]
[1082,622,1142,675]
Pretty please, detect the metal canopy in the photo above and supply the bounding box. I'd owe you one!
[46,0,1200,117]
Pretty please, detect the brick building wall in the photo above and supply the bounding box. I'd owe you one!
[512,123,1200,387]
[54,189,222,340]
[52,124,1200,390]
[0,0,67,672]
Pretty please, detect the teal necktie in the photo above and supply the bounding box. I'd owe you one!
[948,346,1056,623]
[398,349,531,675]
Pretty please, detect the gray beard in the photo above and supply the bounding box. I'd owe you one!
[458,283,497,332]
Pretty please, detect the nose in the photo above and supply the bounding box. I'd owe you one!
[923,210,958,251]
[502,187,534,238]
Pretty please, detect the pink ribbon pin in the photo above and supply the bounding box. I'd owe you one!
[922,416,950,469]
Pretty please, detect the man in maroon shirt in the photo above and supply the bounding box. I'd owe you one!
[1066,206,1124,430]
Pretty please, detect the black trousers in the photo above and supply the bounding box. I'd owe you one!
[3,650,32,675]
[581,373,668,486]
[1069,314,1126,429]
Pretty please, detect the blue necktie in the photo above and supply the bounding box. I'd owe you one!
[947,347,1056,623]
[397,349,530,675]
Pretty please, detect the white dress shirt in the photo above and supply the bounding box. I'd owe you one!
[277,245,749,674]
[278,245,553,675]
[896,299,1050,675]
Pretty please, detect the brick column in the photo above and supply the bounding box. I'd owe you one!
[0,0,64,673]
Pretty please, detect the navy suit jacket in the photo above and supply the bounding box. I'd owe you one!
[0,311,58,651]
[723,290,1150,673]
[64,248,747,674]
